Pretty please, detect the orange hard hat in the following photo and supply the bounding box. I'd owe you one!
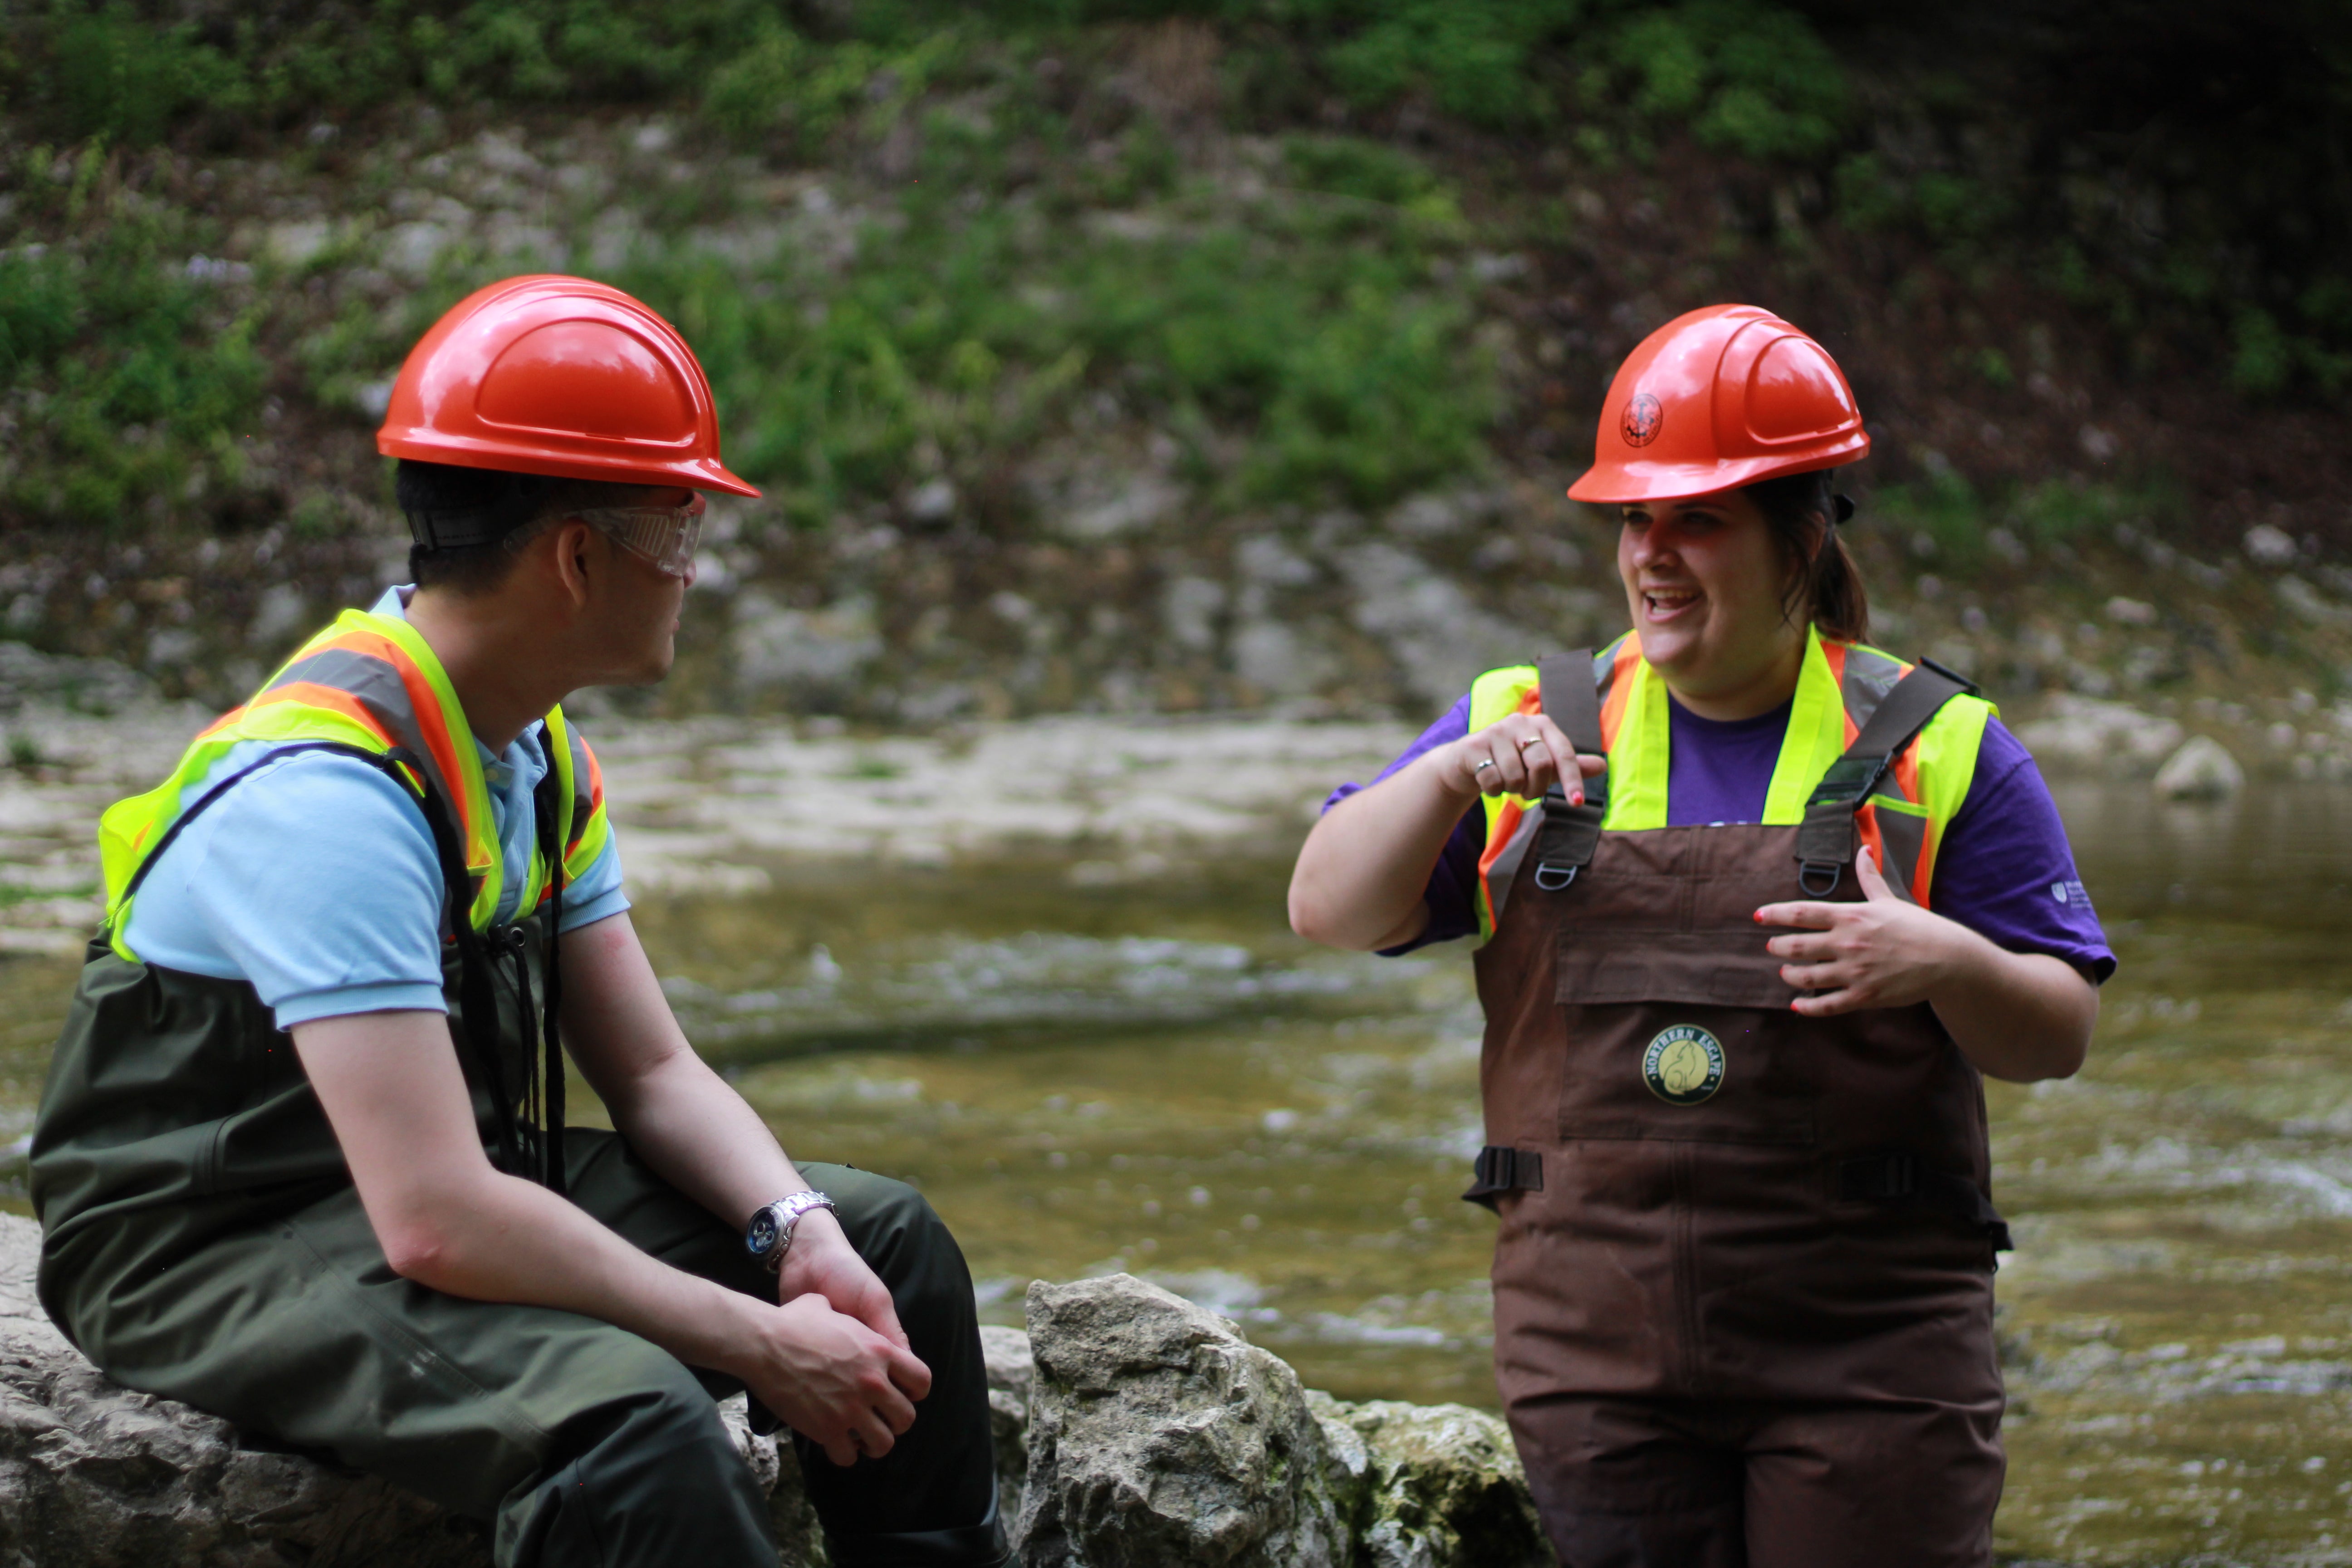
[1565,304,1866,505]
[377,274,759,498]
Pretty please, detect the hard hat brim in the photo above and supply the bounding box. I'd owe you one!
[377,431,763,499]
[1564,438,1867,506]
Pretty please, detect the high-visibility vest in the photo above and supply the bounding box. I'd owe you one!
[1465,626,1994,940]
[95,608,608,960]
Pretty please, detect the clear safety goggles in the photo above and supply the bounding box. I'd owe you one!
[570,495,706,578]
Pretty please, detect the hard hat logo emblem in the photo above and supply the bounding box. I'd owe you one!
[1642,1024,1724,1105]
[1620,392,1663,448]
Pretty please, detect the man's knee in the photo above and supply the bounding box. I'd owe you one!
[806,1166,973,1299]
[503,1377,773,1568]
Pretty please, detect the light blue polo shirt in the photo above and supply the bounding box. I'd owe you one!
[118,587,629,1029]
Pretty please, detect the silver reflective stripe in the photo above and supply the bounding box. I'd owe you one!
[265,644,473,892]
[1485,806,1544,927]
[1838,644,1907,732]
[1875,808,1929,906]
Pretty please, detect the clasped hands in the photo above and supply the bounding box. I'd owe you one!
[755,1209,930,1468]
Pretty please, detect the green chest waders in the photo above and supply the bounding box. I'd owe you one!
[33,755,1008,1567]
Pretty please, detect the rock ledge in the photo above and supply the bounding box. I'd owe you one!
[0,1220,1540,1567]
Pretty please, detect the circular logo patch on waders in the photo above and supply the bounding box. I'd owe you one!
[1642,1024,1725,1105]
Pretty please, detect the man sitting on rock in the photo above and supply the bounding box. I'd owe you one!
[30,276,1010,1568]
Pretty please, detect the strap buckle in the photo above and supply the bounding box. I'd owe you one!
[1463,1146,1545,1210]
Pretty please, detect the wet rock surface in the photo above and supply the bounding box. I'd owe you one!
[1014,1273,1542,1568]
[1306,1393,1549,1568]
[1016,1272,1349,1567]
[2153,734,2246,800]
[0,1221,1543,1568]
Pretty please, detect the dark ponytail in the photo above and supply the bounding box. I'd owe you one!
[1744,469,1868,645]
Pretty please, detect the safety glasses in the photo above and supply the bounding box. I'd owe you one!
[570,495,706,578]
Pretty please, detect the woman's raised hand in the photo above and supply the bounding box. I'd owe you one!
[1755,846,1961,1016]
[1439,714,1607,803]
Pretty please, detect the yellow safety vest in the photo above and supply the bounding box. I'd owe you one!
[1465,626,1993,940]
[96,608,609,960]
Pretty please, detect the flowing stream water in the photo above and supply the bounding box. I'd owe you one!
[1,745,2348,1565]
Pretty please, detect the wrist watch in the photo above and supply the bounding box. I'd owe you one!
[745,1191,837,1273]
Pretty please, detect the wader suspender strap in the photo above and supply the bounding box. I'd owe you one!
[109,737,568,1191]
[1793,661,1974,896]
[390,747,529,1181]
[529,731,568,1197]
[1529,650,1607,892]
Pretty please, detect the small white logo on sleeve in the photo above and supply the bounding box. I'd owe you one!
[2051,878,2088,906]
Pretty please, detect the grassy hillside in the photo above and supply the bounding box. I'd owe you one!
[3,1,2350,733]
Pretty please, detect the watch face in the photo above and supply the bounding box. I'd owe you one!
[746,1211,779,1256]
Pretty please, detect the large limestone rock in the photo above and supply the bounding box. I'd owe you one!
[982,1323,1037,1529]
[2153,735,2245,800]
[2012,696,2184,778]
[1017,1274,1348,1567]
[1307,1395,1549,1568]
[1015,1274,1545,1568]
[0,1214,495,1566]
[0,1220,1538,1568]
[0,1213,830,1567]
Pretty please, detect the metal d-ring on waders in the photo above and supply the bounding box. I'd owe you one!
[1792,657,1976,897]
[1529,651,1609,892]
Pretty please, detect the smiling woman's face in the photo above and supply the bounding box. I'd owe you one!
[1615,490,1809,720]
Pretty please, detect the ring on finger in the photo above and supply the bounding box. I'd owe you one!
[1472,758,1497,773]
[1516,735,1544,750]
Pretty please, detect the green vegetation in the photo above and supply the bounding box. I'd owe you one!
[0,0,2347,546]
[1877,473,2188,570]
[0,141,265,524]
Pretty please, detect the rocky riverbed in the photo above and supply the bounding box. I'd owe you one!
[0,1215,1544,1568]
[0,629,2278,963]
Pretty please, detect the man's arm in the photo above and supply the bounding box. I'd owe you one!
[554,912,910,1356]
[292,988,923,1466]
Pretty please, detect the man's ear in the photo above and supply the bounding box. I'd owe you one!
[543,519,598,608]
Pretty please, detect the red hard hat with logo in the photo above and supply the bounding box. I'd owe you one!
[377,274,760,497]
[1566,304,1866,504]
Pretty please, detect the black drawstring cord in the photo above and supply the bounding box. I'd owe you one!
[384,740,573,1195]
[531,754,568,1198]
[388,748,526,1179]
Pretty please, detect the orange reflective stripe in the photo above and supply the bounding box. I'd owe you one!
[245,682,398,744]
[1892,743,1924,804]
[193,706,248,743]
[569,739,606,854]
[1478,798,1529,896]
[316,629,479,855]
[1598,637,1641,748]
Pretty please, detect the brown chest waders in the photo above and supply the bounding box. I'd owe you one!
[1466,652,2009,1568]
[33,744,1009,1568]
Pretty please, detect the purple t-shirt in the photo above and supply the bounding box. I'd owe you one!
[1326,693,2116,982]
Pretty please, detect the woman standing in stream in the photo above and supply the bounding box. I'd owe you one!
[1288,304,2112,1566]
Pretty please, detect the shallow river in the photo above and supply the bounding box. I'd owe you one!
[3,769,2350,1565]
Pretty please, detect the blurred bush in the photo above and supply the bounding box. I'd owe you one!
[0,144,265,527]
[1,0,2347,549]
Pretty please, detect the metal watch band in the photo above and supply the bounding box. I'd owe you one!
[745,1190,836,1273]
